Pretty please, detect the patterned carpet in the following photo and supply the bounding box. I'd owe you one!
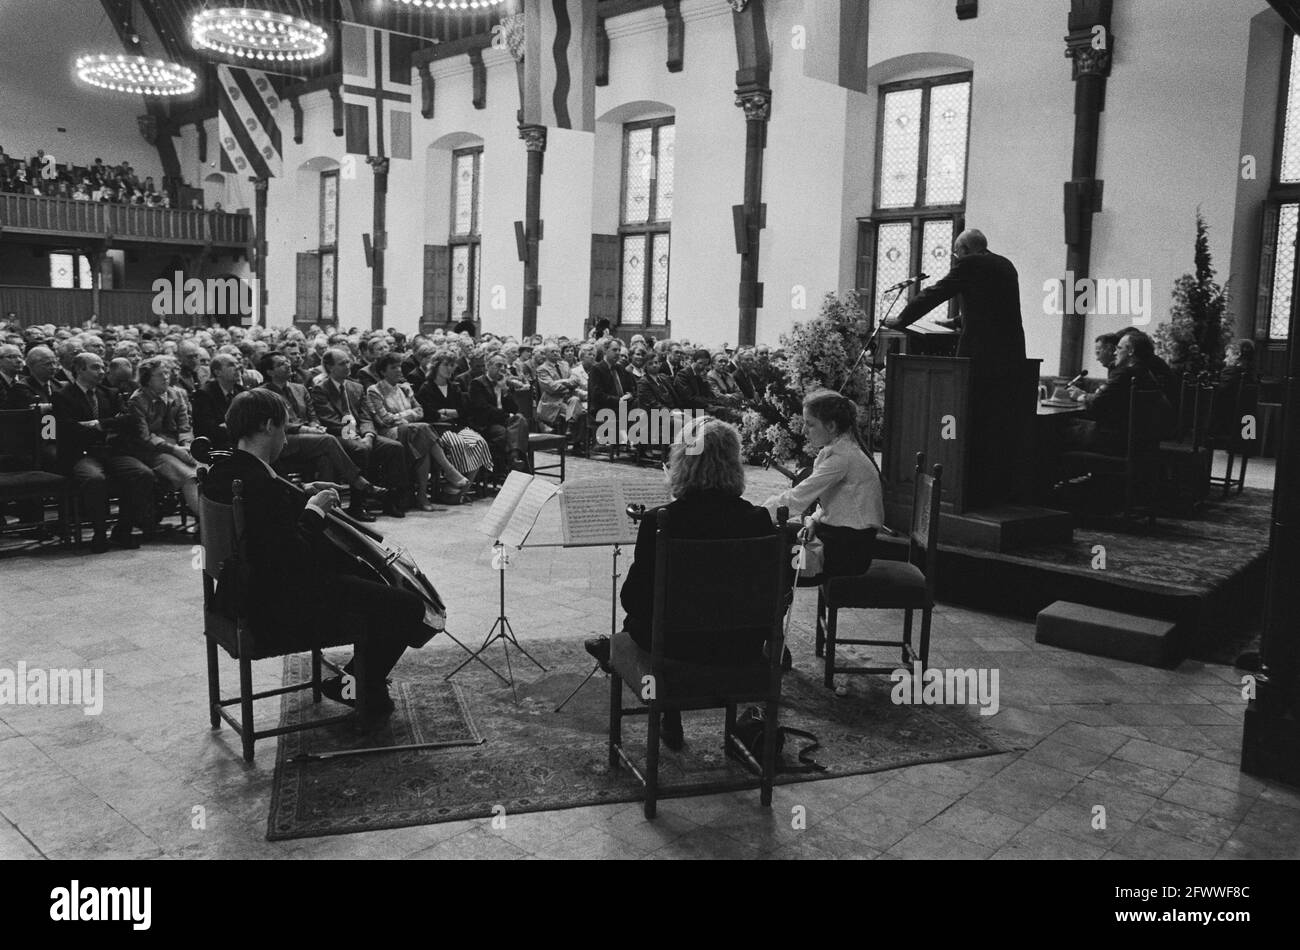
[267,633,1008,841]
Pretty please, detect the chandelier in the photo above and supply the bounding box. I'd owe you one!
[75,54,197,96]
[192,8,329,62]
[390,1,507,9]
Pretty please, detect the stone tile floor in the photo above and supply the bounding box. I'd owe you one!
[1,453,1295,860]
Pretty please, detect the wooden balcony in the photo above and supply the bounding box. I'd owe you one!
[0,192,251,248]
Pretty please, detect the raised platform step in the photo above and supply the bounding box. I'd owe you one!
[1035,600,1180,668]
[886,502,1074,552]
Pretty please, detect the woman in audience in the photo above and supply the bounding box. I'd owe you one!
[414,350,493,489]
[366,352,469,508]
[128,356,201,521]
[763,389,884,579]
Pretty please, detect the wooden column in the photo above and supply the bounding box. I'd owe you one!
[519,125,547,338]
[252,178,268,326]
[367,156,390,331]
[1060,0,1114,375]
[732,0,772,347]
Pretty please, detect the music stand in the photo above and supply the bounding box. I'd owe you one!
[553,540,624,713]
[444,540,547,702]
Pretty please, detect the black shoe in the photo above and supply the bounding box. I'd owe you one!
[357,685,396,720]
[89,533,110,555]
[584,636,612,674]
[660,711,684,751]
[382,500,406,518]
[1234,650,1263,673]
[109,527,140,550]
[345,503,377,523]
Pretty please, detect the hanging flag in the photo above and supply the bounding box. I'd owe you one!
[216,65,284,179]
[802,0,870,94]
[523,0,597,132]
[341,22,414,159]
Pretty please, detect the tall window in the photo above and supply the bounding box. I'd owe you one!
[619,118,674,327]
[1260,33,1300,343]
[49,252,93,289]
[449,146,483,324]
[859,73,972,325]
[319,170,339,322]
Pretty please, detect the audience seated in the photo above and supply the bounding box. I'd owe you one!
[466,353,528,482]
[127,357,200,521]
[413,350,493,492]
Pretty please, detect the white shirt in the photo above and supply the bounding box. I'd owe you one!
[763,433,884,529]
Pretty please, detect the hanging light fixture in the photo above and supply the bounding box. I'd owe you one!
[76,54,197,96]
[390,1,507,10]
[192,8,329,63]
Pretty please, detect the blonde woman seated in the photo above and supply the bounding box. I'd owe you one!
[763,389,884,579]
[414,350,494,486]
[127,356,201,520]
[365,353,469,509]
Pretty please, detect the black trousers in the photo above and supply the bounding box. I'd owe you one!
[817,524,878,578]
[317,574,424,689]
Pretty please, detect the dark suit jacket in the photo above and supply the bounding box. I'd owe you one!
[15,373,63,407]
[895,250,1027,374]
[51,382,135,470]
[588,360,632,415]
[620,490,777,664]
[465,375,519,430]
[192,380,243,447]
[0,373,29,410]
[672,367,715,410]
[202,449,329,636]
[311,376,376,438]
[416,379,469,430]
[636,373,679,412]
[732,368,758,402]
[262,380,317,432]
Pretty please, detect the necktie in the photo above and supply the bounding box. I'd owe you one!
[612,366,624,398]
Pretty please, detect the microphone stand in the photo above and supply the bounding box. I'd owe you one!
[842,284,909,454]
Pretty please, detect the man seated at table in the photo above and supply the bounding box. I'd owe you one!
[1072,333,1119,396]
[1060,330,1172,459]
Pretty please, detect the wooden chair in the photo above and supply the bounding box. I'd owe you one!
[608,508,789,818]
[526,379,567,481]
[1158,375,1215,511]
[1060,387,1166,522]
[198,469,355,762]
[1209,380,1260,496]
[0,407,74,545]
[815,453,942,688]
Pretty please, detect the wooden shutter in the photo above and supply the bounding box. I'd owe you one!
[589,233,620,326]
[423,244,450,330]
[1257,203,1280,341]
[295,251,320,326]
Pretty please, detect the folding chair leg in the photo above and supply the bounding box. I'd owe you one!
[607,673,623,771]
[815,589,825,658]
[1238,455,1248,493]
[919,608,933,672]
[823,607,838,689]
[206,636,220,729]
[238,655,255,762]
[645,703,660,819]
[1222,453,1235,498]
[903,609,914,665]
[760,698,778,807]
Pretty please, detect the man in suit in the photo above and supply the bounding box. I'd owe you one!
[0,344,26,409]
[16,345,64,408]
[310,348,406,518]
[886,228,1029,506]
[259,353,384,522]
[175,340,205,397]
[52,353,155,553]
[202,390,425,719]
[192,353,244,448]
[588,337,633,415]
[466,353,527,479]
[731,347,760,402]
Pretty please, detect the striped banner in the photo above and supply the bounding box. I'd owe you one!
[802,0,870,94]
[216,65,283,179]
[523,0,597,132]
[341,22,413,159]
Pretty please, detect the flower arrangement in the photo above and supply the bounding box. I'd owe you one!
[740,291,878,466]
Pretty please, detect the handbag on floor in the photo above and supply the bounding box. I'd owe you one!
[729,705,826,774]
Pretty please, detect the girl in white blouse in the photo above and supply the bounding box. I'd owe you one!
[763,389,884,578]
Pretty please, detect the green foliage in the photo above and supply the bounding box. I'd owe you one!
[741,292,878,465]
[1153,211,1233,376]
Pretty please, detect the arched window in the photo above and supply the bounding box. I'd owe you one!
[1259,32,1300,343]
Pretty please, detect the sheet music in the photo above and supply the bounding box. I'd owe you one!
[559,480,629,547]
[620,478,672,522]
[498,479,560,549]
[478,470,533,539]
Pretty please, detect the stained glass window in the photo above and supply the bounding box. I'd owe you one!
[49,253,75,289]
[451,244,471,320]
[453,150,477,236]
[920,219,955,293]
[655,124,675,223]
[622,126,654,225]
[874,222,912,320]
[925,82,970,205]
[878,88,923,208]
[320,171,338,247]
[1270,203,1298,340]
[448,147,483,325]
[650,233,670,326]
[621,235,647,326]
[319,251,336,321]
[1282,45,1300,183]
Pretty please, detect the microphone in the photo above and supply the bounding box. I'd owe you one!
[1066,369,1089,388]
[883,273,928,293]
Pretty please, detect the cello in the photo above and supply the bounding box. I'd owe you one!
[192,437,447,647]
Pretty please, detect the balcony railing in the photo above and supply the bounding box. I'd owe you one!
[0,192,251,247]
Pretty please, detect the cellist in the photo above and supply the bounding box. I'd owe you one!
[202,390,426,720]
